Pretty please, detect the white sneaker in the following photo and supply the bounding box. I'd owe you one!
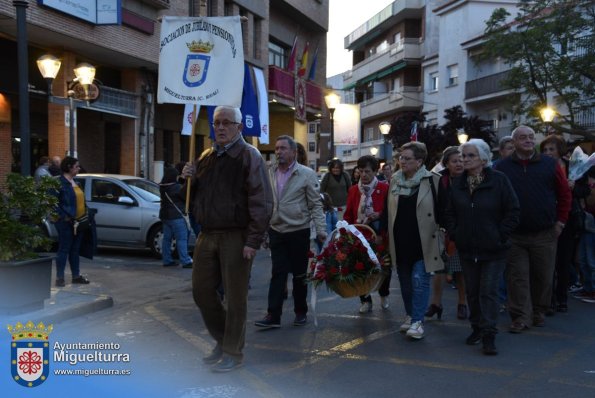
[359,301,372,313]
[406,321,424,339]
[380,296,389,310]
[399,315,412,332]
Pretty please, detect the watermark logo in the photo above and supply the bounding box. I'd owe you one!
[7,321,53,388]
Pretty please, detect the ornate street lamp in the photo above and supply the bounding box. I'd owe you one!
[37,55,98,157]
[324,92,340,161]
[540,106,555,134]
[457,128,469,144]
[540,106,555,123]
[379,121,392,161]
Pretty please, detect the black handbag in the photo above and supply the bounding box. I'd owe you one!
[74,211,91,236]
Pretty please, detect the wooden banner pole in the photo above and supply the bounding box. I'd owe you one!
[185,104,198,214]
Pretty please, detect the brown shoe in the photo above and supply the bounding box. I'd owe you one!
[509,321,528,334]
[533,316,545,327]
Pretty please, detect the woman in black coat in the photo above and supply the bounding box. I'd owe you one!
[444,139,520,355]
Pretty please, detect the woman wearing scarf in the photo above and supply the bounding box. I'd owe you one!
[344,155,390,313]
[382,142,444,340]
[444,139,520,355]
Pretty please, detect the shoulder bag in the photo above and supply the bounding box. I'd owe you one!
[165,192,192,231]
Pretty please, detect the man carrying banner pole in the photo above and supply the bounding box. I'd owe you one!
[159,16,273,372]
[181,106,273,371]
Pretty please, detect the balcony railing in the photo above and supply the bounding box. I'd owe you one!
[465,70,512,100]
[343,39,421,88]
[575,104,595,129]
[90,86,139,118]
[268,66,322,110]
[359,86,422,119]
[141,0,170,9]
[345,0,424,48]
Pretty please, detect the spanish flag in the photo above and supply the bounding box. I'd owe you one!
[297,42,309,77]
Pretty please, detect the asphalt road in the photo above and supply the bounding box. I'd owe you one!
[3,247,595,398]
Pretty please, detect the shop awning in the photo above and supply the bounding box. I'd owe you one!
[342,61,407,91]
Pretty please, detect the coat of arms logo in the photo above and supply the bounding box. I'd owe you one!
[8,321,53,387]
[183,40,214,87]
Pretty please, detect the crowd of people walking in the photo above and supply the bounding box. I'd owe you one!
[41,104,592,371]
[175,110,594,370]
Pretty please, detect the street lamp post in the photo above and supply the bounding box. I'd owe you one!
[37,55,97,157]
[457,128,469,144]
[14,0,30,176]
[324,92,340,161]
[540,106,555,134]
[379,121,392,162]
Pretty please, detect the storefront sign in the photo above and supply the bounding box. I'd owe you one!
[37,0,121,25]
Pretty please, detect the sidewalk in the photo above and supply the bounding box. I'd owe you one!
[0,262,114,326]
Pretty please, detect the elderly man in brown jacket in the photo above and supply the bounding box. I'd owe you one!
[183,106,273,372]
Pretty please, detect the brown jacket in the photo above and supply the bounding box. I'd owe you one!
[189,137,273,249]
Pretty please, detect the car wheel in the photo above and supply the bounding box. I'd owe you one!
[149,224,177,258]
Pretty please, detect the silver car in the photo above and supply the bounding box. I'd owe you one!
[44,174,195,257]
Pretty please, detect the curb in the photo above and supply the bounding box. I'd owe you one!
[1,292,114,325]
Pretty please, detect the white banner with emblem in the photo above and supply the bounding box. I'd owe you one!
[158,16,244,106]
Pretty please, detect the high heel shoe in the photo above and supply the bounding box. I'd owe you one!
[425,304,443,320]
[457,304,468,320]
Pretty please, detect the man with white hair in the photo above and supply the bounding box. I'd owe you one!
[182,105,273,372]
[494,125,571,333]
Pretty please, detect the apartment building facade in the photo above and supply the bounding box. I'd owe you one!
[0,0,328,181]
[339,0,527,162]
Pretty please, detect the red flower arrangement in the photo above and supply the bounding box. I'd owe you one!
[308,223,391,297]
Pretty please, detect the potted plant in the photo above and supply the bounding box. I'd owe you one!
[0,173,60,314]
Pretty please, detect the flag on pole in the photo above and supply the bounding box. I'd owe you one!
[307,46,319,81]
[297,42,309,77]
[240,63,261,136]
[207,106,216,140]
[253,67,270,144]
[157,16,244,106]
[410,121,418,142]
[181,104,200,135]
[286,36,298,73]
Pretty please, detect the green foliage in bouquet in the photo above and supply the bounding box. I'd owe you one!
[0,174,59,261]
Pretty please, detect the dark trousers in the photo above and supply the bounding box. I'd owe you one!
[192,230,252,360]
[268,228,310,319]
[461,258,505,334]
[553,226,576,305]
[507,227,557,325]
[55,220,83,279]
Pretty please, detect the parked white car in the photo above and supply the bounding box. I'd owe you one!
[44,174,195,257]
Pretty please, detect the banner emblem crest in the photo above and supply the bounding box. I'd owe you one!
[183,54,211,87]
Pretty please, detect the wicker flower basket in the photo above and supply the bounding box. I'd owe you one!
[328,271,386,298]
[324,224,387,298]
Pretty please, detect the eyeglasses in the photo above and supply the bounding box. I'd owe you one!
[212,120,240,128]
[461,153,478,159]
[399,156,415,162]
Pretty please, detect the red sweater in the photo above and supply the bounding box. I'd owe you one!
[343,181,389,225]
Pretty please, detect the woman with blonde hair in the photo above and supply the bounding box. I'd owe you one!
[383,142,444,339]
